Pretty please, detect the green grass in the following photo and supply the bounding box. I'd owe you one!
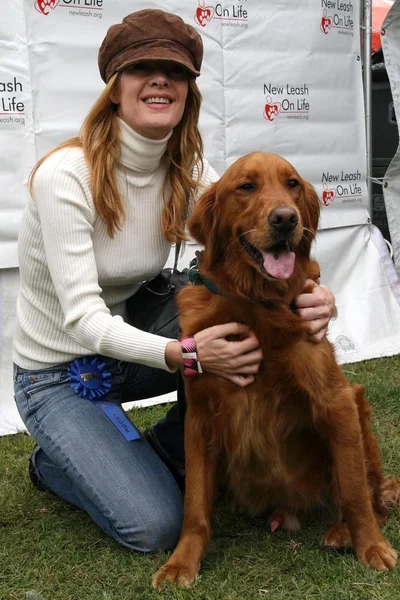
[1,355,400,600]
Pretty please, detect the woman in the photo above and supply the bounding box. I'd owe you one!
[13,9,335,553]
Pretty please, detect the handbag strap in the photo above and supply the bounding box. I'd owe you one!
[166,242,181,290]
[171,178,192,273]
[164,178,192,287]
[173,242,181,271]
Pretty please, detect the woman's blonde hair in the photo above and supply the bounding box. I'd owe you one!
[29,72,204,242]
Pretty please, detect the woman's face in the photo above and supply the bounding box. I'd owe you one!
[111,61,189,140]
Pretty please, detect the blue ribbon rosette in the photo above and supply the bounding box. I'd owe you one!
[68,356,139,441]
[68,356,112,400]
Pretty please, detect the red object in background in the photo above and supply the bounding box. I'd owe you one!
[372,0,394,53]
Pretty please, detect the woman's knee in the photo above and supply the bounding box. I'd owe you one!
[113,500,183,553]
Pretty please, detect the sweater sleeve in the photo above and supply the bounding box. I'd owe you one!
[32,151,175,371]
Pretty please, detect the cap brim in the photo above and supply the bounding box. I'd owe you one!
[115,48,200,78]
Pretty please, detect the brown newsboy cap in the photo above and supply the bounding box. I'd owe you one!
[98,9,203,83]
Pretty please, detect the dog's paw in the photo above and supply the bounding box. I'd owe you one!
[358,540,397,571]
[321,523,353,550]
[152,560,199,590]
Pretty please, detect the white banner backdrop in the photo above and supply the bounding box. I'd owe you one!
[0,1,36,268]
[1,0,371,271]
[1,0,400,435]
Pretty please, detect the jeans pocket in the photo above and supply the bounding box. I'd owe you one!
[14,369,72,427]
[23,370,71,403]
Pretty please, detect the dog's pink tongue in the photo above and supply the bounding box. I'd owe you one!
[262,249,295,279]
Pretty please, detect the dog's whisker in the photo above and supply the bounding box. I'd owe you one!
[301,228,317,243]
[224,229,257,257]
[238,229,257,239]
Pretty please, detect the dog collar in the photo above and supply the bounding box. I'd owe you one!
[188,256,222,295]
[188,254,296,314]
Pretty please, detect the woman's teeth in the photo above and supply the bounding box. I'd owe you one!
[144,97,171,104]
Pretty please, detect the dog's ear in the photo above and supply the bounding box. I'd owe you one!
[299,182,321,257]
[188,182,224,266]
[188,182,218,244]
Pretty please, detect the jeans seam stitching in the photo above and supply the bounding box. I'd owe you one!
[26,404,127,534]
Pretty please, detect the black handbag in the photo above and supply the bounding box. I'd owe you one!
[126,243,189,339]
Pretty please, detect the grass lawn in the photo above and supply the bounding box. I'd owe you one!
[1,355,400,600]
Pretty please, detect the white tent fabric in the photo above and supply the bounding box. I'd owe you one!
[2,224,400,435]
[382,0,400,272]
[0,0,400,435]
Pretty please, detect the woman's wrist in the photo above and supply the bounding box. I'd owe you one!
[165,340,183,370]
[181,336,203,376]
[165,337,204,375]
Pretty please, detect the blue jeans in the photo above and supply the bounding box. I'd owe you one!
[13,357,184,552]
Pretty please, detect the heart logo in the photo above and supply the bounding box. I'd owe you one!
[320,14,333,34]
[322,188,335,206]
[195,6,214,27]
[263,100,281,122]
[35,0,60,15]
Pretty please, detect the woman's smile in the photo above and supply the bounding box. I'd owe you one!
[111,61,189,139]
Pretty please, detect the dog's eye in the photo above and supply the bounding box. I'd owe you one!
[237,183,256,192]
[288,179,299,189]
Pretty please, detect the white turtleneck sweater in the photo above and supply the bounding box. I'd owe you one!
[13,118,219,370]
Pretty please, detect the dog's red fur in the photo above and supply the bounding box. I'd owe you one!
[153,152,400,589]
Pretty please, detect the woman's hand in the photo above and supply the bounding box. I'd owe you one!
[295,280,336,343]
[165,323,263,388]
[194,323,263,387]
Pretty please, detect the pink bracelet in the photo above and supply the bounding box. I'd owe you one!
[180,337,203,377]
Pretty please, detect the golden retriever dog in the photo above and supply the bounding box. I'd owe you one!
[153,152,400,589]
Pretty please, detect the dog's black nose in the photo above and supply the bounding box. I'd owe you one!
[268,207,298,232]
